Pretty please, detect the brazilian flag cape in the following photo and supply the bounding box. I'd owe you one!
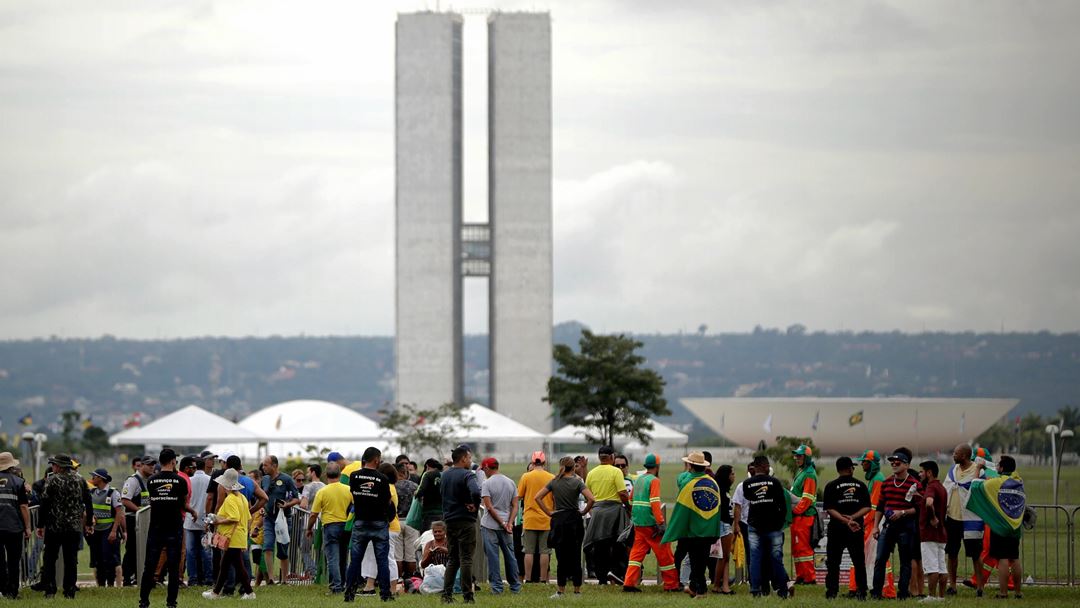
[966,472,1025,538]
[662,472,721,543]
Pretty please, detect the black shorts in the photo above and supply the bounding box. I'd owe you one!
[944,517,983,558]
[988,533,1019,560]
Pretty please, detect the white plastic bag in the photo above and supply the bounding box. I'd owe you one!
[274,509,291,545]
[419,564,445,594]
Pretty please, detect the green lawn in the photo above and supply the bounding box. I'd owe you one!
[15,578,1078,607]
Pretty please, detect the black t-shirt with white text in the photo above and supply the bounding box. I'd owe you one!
[350,467,394,523]
[745,474,787,533]
[823,475,871,532]
[147,469,188,533]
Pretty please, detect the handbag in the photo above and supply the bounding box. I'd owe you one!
[616,522,635,547]
[211,531,230,550]
[405,494,424,530]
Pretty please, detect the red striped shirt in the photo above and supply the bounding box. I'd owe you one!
[877,474,918,514]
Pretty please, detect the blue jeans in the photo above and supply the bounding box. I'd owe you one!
[345,520,390,598]
[748,527,789,598]
[481,526,520,593]
[874,518,916,599]
[323,522,349,592]
[185,529,213,585]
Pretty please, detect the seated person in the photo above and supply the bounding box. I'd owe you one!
[420,521,450,568]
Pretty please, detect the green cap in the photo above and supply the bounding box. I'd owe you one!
[644,453,660,468]
[792,445,813,457]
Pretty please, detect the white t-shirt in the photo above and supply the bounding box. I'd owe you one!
[731,479,750,524]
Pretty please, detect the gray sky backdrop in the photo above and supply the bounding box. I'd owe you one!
[2,0,1079,339]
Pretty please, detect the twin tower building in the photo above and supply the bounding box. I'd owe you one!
[394,12,553,433]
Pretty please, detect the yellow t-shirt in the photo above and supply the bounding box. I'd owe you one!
[389,484,401,533]
[586,464,625,503]
[340,461,362,484]
[217,492,251,550]
[517,468,555,531]
[311,482,354,524]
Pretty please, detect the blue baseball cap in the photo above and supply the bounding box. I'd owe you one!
[327,451,344,463]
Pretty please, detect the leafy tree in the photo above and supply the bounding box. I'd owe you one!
[378,402,480,458]
[81,426,111,457]
[976,423,1013,455]
[1056,405,1080,430]
[546,330,670,447]
[760,435,820,480]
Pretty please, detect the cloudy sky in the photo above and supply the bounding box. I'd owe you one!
[1,0,1078,339]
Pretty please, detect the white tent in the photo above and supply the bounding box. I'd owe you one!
[548,419,689,447]
[205,400,397,460]
[455,403,546,443]
[108,405,260,446]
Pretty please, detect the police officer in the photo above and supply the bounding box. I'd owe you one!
[0,452,30,599]
[88,468,125,587]
[121,455,154,586]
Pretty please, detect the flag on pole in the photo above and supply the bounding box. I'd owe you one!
[275,414,283,430]
[848,411,864,427]
[960,412,966,435]
[811,410,820,431]
[720,412,725,430]
[763,414,773,434]
[914,409,919,430]
[81,416,93,430]
[18,413,32,426]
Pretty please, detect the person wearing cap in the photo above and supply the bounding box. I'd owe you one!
[851,450,895,598]
[622,453,679,592]
[122,455,155,586]
[661,451,722,598]
[517,450,554,584]
[942,443,986,596]
[202,467,256,600]
[967,447,1005,592]
[871,448,919,600]
[479,457,520,594]
[415,458,444,533]
[140,448,196,608]
[583,445,630,587]
[742,455,792,599]
[822,457,871,599]
[35,454,91,598]
[789,444,818,585]
[88,468,124,587]
[0,452,30,599]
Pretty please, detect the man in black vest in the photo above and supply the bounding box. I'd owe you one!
[0,452,30,599]
[139,449,196,608]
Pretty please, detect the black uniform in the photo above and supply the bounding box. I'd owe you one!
[139,470,188,608]
[0,470,28,598]
[822,475,871,598]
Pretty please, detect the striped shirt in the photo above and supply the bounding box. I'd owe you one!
[877,474,919,516]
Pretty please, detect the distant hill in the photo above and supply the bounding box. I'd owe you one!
[2,323,1078,438]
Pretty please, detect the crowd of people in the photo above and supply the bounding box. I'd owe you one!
[0,440,1027,605]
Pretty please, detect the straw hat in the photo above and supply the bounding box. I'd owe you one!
[682,451,710,467]
[218,467,243,491]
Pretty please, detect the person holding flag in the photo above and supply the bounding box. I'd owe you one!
[851,450,895,598]
[622,453,679,593]
[662,451,721,598]
[942,443,986,596]
[789,445,818,584]
[964,455,1025,599]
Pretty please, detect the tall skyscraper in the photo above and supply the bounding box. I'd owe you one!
[395,11,552,432]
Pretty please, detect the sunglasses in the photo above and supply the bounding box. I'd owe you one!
[615,463,628,468]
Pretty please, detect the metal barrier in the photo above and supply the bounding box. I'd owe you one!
[20,505,40,586]
[1023,505,1072,586]
[285,507,318,580]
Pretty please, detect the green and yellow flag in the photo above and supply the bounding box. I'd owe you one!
[966,473,1025,538]
[661,473,721,543]
[848,411,864,427]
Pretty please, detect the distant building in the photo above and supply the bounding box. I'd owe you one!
[681,397,1018,455]
[395,12,552,432]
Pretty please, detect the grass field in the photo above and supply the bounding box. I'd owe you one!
[14,578,1079,607]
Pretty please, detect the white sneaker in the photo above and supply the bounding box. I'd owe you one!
[240,593,257,600]
[201,591,220,600]
[550,592,563,599]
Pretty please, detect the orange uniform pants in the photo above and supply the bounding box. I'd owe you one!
[791,515,816,583]
[624,526,680,590]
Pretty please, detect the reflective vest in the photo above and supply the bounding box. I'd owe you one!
[630,473,660,526]
[0,471,25,534]
[91,487,118,530]
[126,474,149,508]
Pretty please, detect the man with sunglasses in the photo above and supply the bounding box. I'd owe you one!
[871,448,919,600]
